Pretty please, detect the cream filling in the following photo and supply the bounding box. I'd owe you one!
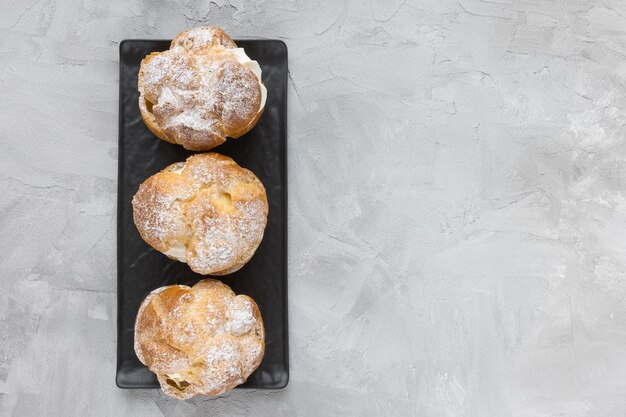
[166,373,184,382]
[164,372,191,390]
[228,48,267,111]
[169,162,186,174]
[164,163,189,263]
[165,241,188,263]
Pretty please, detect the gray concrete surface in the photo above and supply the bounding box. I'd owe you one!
[2,0,626,416]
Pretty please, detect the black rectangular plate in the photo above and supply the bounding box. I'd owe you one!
[116,39,288,389]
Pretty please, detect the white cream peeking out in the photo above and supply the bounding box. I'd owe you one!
[166,373,184,382]
[165,242,188,263]
[170,163,186,174]
[227,48,267,111]
[163,164,189,263]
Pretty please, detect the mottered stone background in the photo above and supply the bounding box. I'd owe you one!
[1,0,626,415]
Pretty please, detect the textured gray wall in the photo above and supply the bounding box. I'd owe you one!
[1,0,626,416]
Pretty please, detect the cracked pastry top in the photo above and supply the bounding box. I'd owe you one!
[138,26,267,151]
[132,153,268,275]
[134,279,265,399]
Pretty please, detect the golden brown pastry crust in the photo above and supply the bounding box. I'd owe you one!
[134,279,265,399]
[138,26,265,151]
[132,153,268,275]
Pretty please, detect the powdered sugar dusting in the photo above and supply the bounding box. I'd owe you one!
[138,26,264,151]
[226,297,255,336]
[134,280,264,399]
[132,182,193,251]
[142,52,197,92]
[171,27,237,52]
[168,108,218,132]
[132,153,268,275]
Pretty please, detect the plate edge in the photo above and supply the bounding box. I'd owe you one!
[115,38,290,390]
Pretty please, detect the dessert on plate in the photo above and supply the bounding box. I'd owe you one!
[134,279,265,399]
[138,26,266,150]
[132,153,268,275]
